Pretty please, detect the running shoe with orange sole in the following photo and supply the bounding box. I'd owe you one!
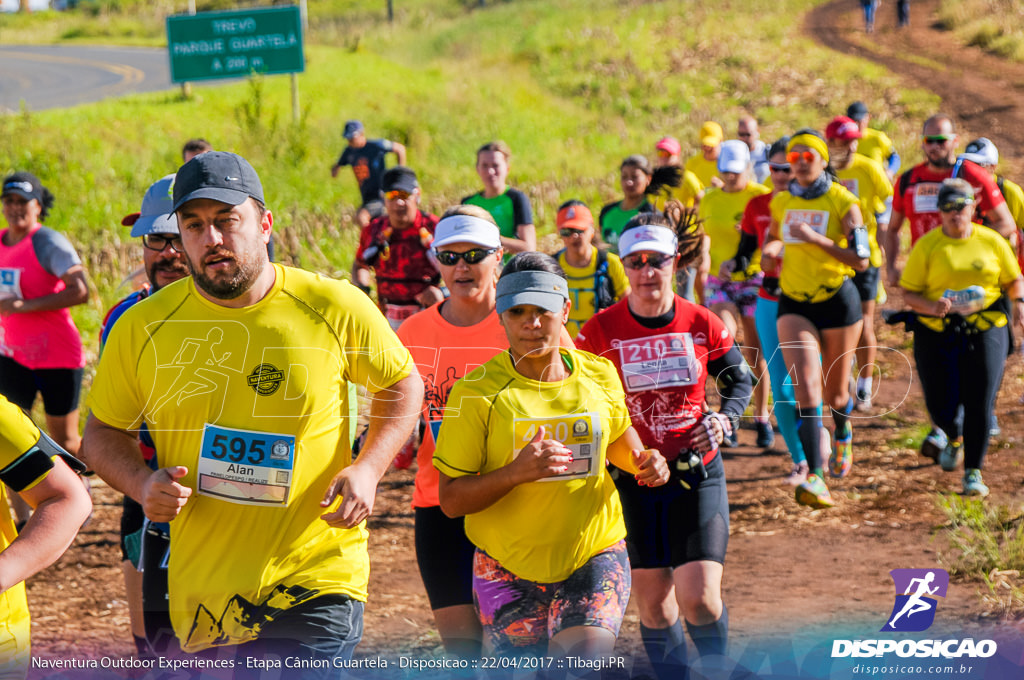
[795,474,835,508]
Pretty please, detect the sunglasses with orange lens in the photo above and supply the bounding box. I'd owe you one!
[384,190,412,201]
[786,150,817,164]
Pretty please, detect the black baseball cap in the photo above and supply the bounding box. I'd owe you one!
[172,151,264,212]
[846,101,869,121]
[382,166,418,193]
[2,172,43,203]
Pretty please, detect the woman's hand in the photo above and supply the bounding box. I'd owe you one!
[932,297,952,318]
[0,295,24,317]
[718,259,736,280]
[631,448,670,487]
[790,221,829,247]
[507,426,573,484]
[690,414,727,453]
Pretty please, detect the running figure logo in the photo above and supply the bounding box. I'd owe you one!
[881,568,949,632]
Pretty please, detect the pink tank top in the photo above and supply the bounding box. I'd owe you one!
[0,225,84,369]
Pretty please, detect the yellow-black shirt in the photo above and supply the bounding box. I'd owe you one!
[700,182,770,279]
[557,248,629,338]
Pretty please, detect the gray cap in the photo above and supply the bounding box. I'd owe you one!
[846,101,869,120]
[122,174,178,237]
[496,270,569,315]
[172,151,264,212]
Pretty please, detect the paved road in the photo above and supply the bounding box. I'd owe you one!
[0,44,176,112]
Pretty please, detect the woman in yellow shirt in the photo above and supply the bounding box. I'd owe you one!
[762,130,869,508]
[434,253,668,660]
[899,178,1024,497]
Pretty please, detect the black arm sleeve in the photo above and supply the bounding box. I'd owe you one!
[707,344,753,418]
[731,231,759,274]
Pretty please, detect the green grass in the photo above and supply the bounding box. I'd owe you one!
[0,0,939,364]
[937,495,1024,619]
[938,0,1024,62]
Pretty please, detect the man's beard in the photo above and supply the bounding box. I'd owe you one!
[186,247,263,300]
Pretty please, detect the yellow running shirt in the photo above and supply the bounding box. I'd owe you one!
[700,183,770,279]
[856,128,895,169]
[834,155,894,268]
[770,183,859,302]
[557,248,629,338]
[434,348,629,583]
[685,154,719,190]
[652,168,704,210]
[0,396,50,677]
[89,264,413,653]
[900,225,1021,332]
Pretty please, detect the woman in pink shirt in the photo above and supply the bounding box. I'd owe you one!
[0,172,89,466]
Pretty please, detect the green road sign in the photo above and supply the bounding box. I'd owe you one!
[167,6,305,83]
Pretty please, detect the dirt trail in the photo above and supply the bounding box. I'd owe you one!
[22,1,1024,677]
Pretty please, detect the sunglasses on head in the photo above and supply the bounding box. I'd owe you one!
[558,227,587,237]
[938,197,974,213]
[923,135,954,144]
[623,252,675,270]
[142,233,183,252]
[384,190,413,201]
[769,162,792,172]
[434,247,498,266]
[786,150,817,164]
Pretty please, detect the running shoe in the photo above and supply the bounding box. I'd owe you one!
[939,440,964,472]
[784,461,809,486]
[962,469,989,497]
[755,420,775,448]
[989,414,1001,438]
[828,422,853,478]
[795,474,835,508]
[920,428,947,463]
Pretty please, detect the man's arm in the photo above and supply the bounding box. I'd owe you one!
[987,202,1019,243]
[391,142,407,166]
[0,458,91,594]
[81,415,192,522]
[320,371,423,528]
[885,209,905,286]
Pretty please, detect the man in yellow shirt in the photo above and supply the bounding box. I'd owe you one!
[685,121,725,189]
[82,152,423,668]
[846,101,901,181]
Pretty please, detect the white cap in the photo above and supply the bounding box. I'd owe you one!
[618,225,678,258]
[960,138,999,167]
[717,139,750,175]
[431,214,501,250]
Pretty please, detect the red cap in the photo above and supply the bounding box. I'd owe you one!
[556,204,594,230]
[825,116,862,141]
[655,136,682,156]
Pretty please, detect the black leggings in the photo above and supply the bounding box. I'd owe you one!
[913,322,1008,470]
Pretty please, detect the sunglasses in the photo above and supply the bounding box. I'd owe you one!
[786,151,818,164]
[142,234,183,252]
[923,135,954,144]
[434,247,498,266]
[623,252,675,270]
[384,190,413,201]
[558,227,587,237]
[938,197,974,213]
[769,163,792,172]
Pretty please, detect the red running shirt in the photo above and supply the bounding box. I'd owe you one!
[893,161,1005,245]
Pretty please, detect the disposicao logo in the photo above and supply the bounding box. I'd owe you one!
[831,567,998,659]
[882,568,948,632]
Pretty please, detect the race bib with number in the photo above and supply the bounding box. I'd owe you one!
[912,183,941,214]
[943,286,987,315]
[197,424,295,506]
[0,268,22,299]
[781,210,830,244]
[838,178,860,197]
[513,413,602,482]
[618,332,699,392]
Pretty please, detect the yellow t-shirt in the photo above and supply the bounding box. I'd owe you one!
[856,128,895,169]
[652,168,704,210]
[998,175,1024,229]
[900,225,1021,332]
[557,248,630,338]
[434,349,629,583]
[88,264,413,653]
[835,155,894,268]
[0,396,47,677]
[770,183,859,302]
[700,183,770,279]
[685,154,719,190]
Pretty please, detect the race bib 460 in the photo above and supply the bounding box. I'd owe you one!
[512,413,602,482]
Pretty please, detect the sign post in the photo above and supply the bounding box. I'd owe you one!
[166,5,305,118]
